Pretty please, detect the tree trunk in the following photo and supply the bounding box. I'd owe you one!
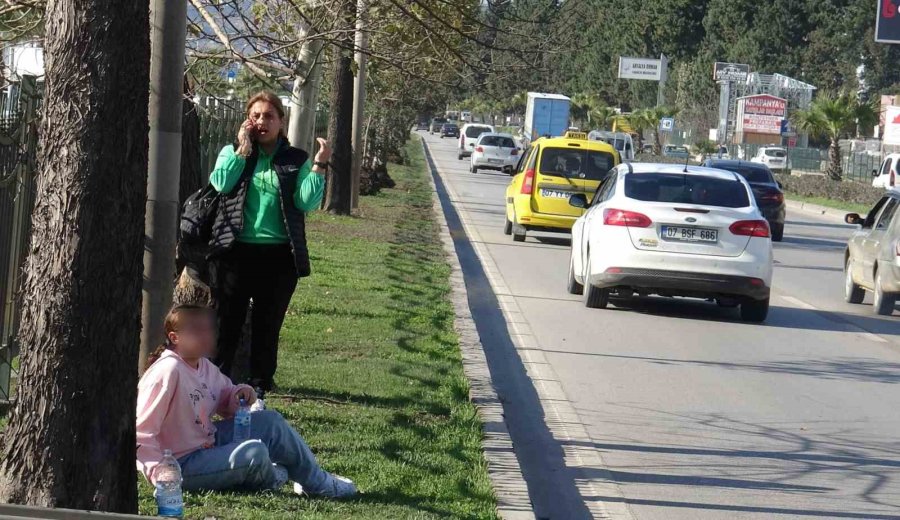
[826,138,843,181]
[324,39,355,214]
[653,129,662,155]
[0,0,150,513]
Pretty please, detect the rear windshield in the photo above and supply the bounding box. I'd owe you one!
[538,147,616,181]
[718,165,772,184]
[465,126,492,138]
[625,173,750,208]
[480,136,515,148]
[443,124,458,129]
[764,149,786,158]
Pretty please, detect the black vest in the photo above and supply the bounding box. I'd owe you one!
[210,141,312,277]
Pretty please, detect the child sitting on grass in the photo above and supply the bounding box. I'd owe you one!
[136,304,356,498]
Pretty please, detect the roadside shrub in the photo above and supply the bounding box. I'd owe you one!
[775,174,884,206]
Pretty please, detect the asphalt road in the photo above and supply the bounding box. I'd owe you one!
[420,131,900,520]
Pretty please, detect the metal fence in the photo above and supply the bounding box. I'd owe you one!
[0,76,40,402]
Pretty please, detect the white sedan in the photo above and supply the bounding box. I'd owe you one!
[469,133,519,174]
[567,163,774,322]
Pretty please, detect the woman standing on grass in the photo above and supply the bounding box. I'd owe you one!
[209,90,330,409]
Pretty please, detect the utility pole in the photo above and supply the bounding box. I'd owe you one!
[350,0,369,209]
[656,53,668,107]
[141,0,187,373]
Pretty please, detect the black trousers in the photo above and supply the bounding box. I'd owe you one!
[213,242,297,392]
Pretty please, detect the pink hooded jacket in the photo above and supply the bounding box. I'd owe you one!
[136,349,253,483]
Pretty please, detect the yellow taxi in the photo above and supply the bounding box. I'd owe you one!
[504,131,619,242]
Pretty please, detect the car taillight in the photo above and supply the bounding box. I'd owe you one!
[760,192,784,203]
[510,149,518,156]
[475,146,484,153]
[603,209,652,228]
[730,219,770,238]
[521,168,535,195]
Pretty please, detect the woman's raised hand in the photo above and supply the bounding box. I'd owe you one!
[314,137,331,165]
[237,119,255,157]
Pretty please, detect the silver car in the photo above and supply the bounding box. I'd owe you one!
[844,190,900,315]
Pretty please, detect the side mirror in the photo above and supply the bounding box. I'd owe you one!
[569,193,588,208]
[872,169,879,177]
[845,213,862,225]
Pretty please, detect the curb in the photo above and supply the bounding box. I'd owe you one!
[785,199,852,223]
[418,137,536,520]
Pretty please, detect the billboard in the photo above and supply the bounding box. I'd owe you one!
[736,95,787,135]
[883,105,900,145]
[618,57,663,81]
[876,0,900,43]
[713,62,750,82]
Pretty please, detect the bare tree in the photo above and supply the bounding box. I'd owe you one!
[0,0,149,512]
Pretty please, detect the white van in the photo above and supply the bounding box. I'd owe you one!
[873,153,900,189]
[458,123,494,160]
[587,130,634,161]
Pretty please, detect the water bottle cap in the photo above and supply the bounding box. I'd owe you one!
[162,449,172,457]
[239,398,246,406]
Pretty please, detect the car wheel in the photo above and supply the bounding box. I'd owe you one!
[873,270,897,316]
[582,256,609,309]
[771,224,784,242]
[457,153,463,160]
[844,258,865,304]
[566,254,584,295]
[503,216,512,235]
[740,297,769,322]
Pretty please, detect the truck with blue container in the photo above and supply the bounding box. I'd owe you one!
[523,93,571,146]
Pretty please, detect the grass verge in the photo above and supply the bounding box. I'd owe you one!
[784,194,871,215]
[137,139,497,519]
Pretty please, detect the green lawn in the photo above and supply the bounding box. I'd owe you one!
[137,140,497,519]
[785,194,870,215]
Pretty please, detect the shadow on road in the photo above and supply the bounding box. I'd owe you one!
[425,143,595,519]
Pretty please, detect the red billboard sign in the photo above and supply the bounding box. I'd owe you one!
[877,0,900,43]
[736,95,787,135]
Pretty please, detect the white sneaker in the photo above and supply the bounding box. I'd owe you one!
[313,473,357,498]
[271,464,289,489]
[250,398,266,412]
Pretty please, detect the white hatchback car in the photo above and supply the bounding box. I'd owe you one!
[872,153,899,189]
[751,146,788,171]
[568,163,774,322]
[470,133,519,174]
[458,123,495,160]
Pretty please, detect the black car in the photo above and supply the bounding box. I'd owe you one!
[703,159,786,241]
[416,119,429,131]
[440,123,459,138]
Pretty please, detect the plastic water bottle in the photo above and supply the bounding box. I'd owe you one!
[233,398,251,443]
[155,449,183,518]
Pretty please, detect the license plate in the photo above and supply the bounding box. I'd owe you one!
[540,189,571,199]
[661,225,718,243]
[488,158,503,164]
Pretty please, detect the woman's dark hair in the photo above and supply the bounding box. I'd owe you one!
[144,304,213,372]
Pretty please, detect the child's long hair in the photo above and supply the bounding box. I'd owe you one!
[145,304,213,372]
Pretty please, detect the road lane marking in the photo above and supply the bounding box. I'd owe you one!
[424,138,635,520]
[778,294,889,344]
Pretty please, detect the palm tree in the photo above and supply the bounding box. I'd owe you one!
[791,91,878,181]
[626,110,652,152]
[641,105,681,155]
[693,140,718,163]
[590,105,619,131]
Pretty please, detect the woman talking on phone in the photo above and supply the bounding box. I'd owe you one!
[208,91,329,410]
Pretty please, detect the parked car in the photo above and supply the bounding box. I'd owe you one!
[440,123,460,138]
[872,153,899,189]
[843,190,900,315]
[567,162,774,322]
[662,145,690,159]
[703,159,786,241]
[504,130,619,242]
[458,123,495,160]
[429,117,447,134]
[751,146,788,171]
[470,133,519,174]
[416,119,429,131]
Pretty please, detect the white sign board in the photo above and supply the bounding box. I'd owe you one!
[618,57,663,81]
[659,117,675,131]
[883,105,900,145]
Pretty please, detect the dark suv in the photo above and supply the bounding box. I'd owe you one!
[703,159,786,241]
[440,123,459,138]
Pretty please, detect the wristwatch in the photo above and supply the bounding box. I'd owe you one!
[313,161,330,170]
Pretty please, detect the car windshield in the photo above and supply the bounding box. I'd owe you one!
[764,149,786,158]
[716,165,773,184]
[538,148,615,181]
[480,136,515,148]
[625,173,750,208]
[443,124,458,130]
[465,126,491,138]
